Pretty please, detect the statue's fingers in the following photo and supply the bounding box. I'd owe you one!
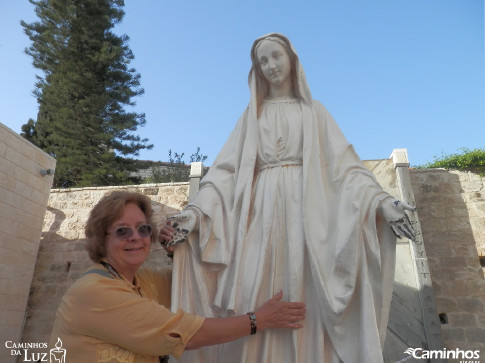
[404,213,416,234]
[402,202,417,212]
[390,225,402,239]
[402,224,415,241]
[397,223,414,241]
[404,212,412,225]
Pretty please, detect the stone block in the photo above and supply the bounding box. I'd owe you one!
[477,314,485,327]
[466,172,484,181]
[0,310,24,326]
[4,146,24,166]
[0,325,22,344]
[431,281,442,295]
[0,170,16,192]
[428,171,451,183]
[441,279,466,296]
[465,328,485,343]
[5,237,37,257]
[463,180,484,192]
[0,140,7,157]
[465,280,485,297]
[418,184,440,194]
[451,205,470,218]
[17,157,38,177]
[455,267,483,281]
[435,268,457,281]
[446,217,474,232]
[450,244,477,259]
[442,193,467,206]
[465,257,482,268]
[0,246,25,266]
[447,312,477,327]
[475,202,485,217]
[470,218,485,231]
[435,297,458,312]
[468,191,484,202]
[0,218,16,241]
[29,188,47,206]
[456,297,485,314]
[0,276,35,297]
[429,205,449,218]
[142,187,159,195]
[12,165,32,184]
[2,263,35,279]
[441,326,465,342]
[441,257,467,268]
[440,182,463,194]
[0,186,19,210]
[19,143,35,160]
[425,242,453,259]
[468,208,478,218]
[0,294,29,311]
[15,227,40,249]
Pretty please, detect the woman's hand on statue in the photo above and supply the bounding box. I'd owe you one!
[163,209,198,247]
[255,290,306,331]
[379,197,417,241]
[159,221,176,257]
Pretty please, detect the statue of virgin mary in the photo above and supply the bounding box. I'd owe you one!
[169,33,414,363]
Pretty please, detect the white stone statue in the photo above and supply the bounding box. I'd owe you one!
[164,33,415,363]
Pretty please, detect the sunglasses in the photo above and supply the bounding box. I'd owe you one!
[106,224,152,239]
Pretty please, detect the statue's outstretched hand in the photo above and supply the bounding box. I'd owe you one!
[162,209,198,247]
[379,198,417,241]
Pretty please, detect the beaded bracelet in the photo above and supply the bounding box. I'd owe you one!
[246,312,257,335]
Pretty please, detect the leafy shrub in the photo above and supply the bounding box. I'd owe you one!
[417,148,485,175]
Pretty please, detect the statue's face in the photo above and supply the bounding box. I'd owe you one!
[256,39,291,88]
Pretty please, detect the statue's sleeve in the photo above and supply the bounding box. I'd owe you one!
[187,108,251,266]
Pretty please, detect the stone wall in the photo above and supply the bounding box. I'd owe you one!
[410,168,485,359]
[20,183,190,346]
[0,123,56,363]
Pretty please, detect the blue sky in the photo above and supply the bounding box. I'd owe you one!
[1,0,484,167]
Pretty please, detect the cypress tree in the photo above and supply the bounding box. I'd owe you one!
[21,0,152,187]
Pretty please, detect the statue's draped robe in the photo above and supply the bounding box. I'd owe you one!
[172,34,396,363]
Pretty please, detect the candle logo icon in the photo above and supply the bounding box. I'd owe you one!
[50,337,66,363]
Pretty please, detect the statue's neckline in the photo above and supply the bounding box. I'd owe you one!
[263,97,298,104]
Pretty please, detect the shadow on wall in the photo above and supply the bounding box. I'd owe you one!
[21,199,176,345]
[411,169,485,360]
[385,281,433,363]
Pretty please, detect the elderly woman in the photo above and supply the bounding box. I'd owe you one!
[167,33,415,363]
[49,191,305,363]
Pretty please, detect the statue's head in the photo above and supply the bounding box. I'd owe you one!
[251,33,298,97]
[250,34,298,100]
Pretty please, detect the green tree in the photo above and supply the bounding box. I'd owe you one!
[144,147,208,183]
[418,147,485,175]
[21,0,151,187]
